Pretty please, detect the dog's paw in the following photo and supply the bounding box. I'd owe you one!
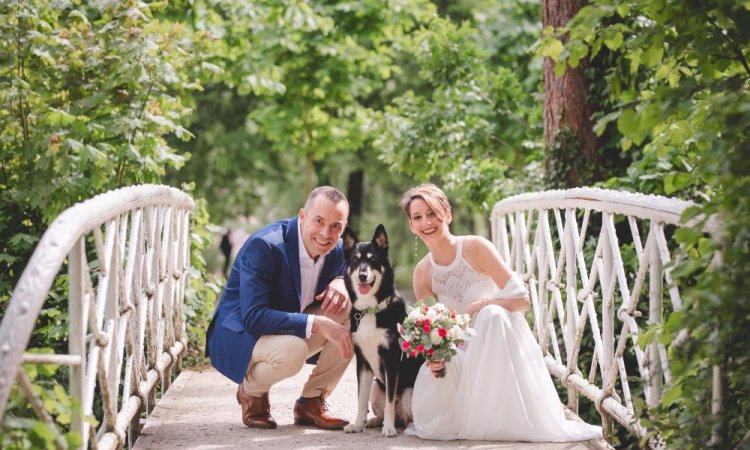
[344,422,365,433]
[381,424,398,437]
[365,416,383,428]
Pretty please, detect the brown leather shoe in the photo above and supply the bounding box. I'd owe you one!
[293,396,349,430]
[236,384,277,429]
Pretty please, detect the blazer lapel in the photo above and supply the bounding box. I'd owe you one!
[284,216,302,304]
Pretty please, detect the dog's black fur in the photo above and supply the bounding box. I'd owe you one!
[341,225,424,437]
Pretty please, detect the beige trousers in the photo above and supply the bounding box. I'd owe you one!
[243,302,352,399]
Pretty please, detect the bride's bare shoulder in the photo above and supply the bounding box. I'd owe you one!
[414,255,432,276]
[462,235,494,253]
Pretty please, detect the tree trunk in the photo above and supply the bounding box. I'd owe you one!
[346,169,363,231]
[543,0,598,187]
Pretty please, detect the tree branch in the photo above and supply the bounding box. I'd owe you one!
[706,14,750,79]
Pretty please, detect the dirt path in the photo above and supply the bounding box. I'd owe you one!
[133,362,607,450]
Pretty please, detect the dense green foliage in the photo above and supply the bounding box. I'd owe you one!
[1,0,186,297]
[374,0,543,211]
[541,0,750,447]
[0,1,220,447]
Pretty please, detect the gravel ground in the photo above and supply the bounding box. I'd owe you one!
[132,362,607,450]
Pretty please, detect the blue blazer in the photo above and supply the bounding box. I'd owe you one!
[206,216,346,384]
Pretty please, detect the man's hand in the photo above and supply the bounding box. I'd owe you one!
[315,277,349,315]
[311,316,354,360]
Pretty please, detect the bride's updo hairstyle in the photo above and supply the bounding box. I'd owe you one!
[399,183,452,223]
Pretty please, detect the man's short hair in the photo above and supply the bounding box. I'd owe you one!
[305,186,349,211]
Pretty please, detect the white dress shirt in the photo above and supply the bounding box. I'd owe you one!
[298,221,326,337]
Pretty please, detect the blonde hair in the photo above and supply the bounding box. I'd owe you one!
[399,183,452,222]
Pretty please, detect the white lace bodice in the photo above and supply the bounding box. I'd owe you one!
[429,237,528,313]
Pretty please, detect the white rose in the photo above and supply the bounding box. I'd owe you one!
[430,328,443,345]
[449,325,462,341]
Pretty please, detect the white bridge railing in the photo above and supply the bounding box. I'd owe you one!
[0,185,194,449]
[491,187,719,445]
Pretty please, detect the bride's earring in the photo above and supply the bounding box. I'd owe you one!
[413,234,419,257]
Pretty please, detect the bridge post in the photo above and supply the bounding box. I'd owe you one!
[69,237,89,448]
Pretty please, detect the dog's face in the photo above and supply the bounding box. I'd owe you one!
[342,225,391,306]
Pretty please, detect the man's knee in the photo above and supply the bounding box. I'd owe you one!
[255,336,309,374]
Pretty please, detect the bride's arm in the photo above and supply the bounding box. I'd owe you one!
[412,257,435,302]
[413,259,444,377]
[463,236,530,314]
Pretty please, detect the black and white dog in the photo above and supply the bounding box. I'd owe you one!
[342,225,424,437]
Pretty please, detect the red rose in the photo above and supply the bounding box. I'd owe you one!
[423,319,431,327]
[438,328,447,337]
[410,351,418,357]
[402,341,410,350]
[427,348,434,355]
[423,325,431,333]
[417,344,425,352]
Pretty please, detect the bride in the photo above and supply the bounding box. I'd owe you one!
[400,183,602,442]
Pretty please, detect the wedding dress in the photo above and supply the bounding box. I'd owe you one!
[406,237,602,442]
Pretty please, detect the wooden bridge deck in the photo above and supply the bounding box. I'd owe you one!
[133,362,609,450]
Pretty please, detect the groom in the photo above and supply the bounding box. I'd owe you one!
[206,186,354,430]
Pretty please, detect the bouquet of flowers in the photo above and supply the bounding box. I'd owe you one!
[398,298,475,378]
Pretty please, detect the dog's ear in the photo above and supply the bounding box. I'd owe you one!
[372,224,389,250]
[342,227,358,253]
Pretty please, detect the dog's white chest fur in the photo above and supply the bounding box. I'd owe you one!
[352,315,389,380]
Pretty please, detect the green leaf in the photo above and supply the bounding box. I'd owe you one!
[663,173,675,194]
[642,44,663,67]
[674,227,703,246]
[568,41,589,68]
[30,421,56,448]
[637,326,657,350]
[670,259,700,278]
[53,385,70,407]
[617,108,638,136]
[541,39,564,61]
[594,111,620,136]
[47,109,76,126]
[0,253,17,264]
[603,31,623,50]
[44,398,57,413]
[65,431,83,448]
[57,413,71,426]
[698,237,714,256]
[661,383,682,407]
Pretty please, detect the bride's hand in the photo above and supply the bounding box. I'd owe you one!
[425,361,445,377]
[466,298,488,319]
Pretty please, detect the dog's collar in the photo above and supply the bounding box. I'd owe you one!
[353,296,392,322]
